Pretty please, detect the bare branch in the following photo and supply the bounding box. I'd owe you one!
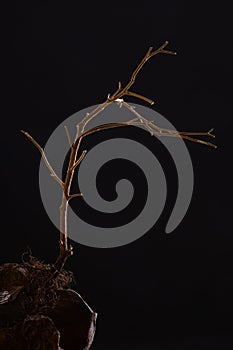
[121,102,217,148]
[75,124,80,142]
[107,41,176,104]
[68,193,83,200]
[125,91,154,105]
[53,41,216,270]
[74,42,176,137]
[70,150,87,171]
[150,41,177,57]
[111,81,122,97]
[79,122,127,140]
[78,103,111,135]
[21,130,64,186]
[124,42,176,90]
[64,125,72,147]
[172,134,217,148]
[62,123,128,201]
[54,121,130,269]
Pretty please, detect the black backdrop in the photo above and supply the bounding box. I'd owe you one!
[2,2,233,349]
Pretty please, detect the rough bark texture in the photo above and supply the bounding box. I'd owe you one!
[0,260,97,350]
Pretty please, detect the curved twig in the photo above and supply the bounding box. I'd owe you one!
[21,130,64,186]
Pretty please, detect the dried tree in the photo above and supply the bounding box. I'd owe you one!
[21,41,216,272]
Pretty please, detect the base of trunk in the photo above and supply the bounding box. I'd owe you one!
[0,258,97,350]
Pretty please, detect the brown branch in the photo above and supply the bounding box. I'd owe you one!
[63,123,128,200]
[64,125,72,147]
[108,41,176,104]
[54,122,129,270]
[125,91,155,105]
[54,35,213,268]
[173,134,216,147]
[22,42,216,273]
[21,130,64,186]
[145,122,216,139]
[20,121,128,270]
[70,150,87,171]
[121,101,217,148]
[178,128,215,138]
[76,42,176,135]
[112,81,122,97]
[68,193,83,200]
[75,124,80,142]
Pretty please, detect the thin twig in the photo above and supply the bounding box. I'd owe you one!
[64,125,72,147]
[125,91,154,105]
[70,150,87,171]
[21,130,64,186]
[68,193,83,200]
[75,124,80,142]
[121,101,217,148]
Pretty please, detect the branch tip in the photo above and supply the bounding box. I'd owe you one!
[68,192,83,200]
[148,46,153,54]
[118,100,217,149]
[21,129,63,186]
[64,125,72,147]
[161,41,169,49]
[162,50,177,55]
[107,41,176,105]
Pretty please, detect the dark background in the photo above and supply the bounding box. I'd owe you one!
[2,2,233,349]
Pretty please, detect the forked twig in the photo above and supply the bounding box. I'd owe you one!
[108,41,176,104]
[70,150,87,171]
[76,41,176,135]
